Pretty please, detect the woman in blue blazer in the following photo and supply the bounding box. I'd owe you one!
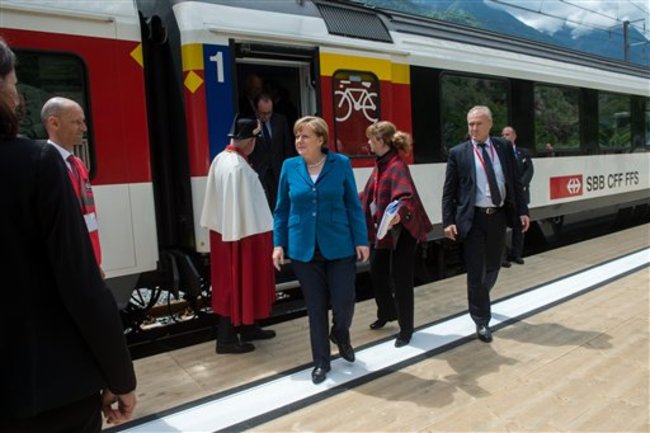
[273,116,369,384]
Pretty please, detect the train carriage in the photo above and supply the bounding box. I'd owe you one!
[1,0,157,308]
[1,0,648,327]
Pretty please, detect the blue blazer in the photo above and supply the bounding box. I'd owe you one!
[274,152,368,262]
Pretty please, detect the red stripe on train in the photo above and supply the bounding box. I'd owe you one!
[1,28,151,185]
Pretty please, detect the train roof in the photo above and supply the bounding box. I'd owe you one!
[168,0,648,78]
[165,0,648,96]
[0,0,141,41]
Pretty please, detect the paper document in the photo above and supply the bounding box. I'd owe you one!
[377,200,401,240]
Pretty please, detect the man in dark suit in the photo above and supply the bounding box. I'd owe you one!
[0,37,136,433]
[238,72,263,117]
[442,106,530,343]
[502,126,534,265]
[250,93,295,209]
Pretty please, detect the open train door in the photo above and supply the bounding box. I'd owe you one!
[233,43,320,132]
[183,36,320,257]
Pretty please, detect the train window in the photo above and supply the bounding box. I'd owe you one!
[15,51,93,170]
[439,74,508,154]
[598,92,631,151]
[332,70,380,158]
[534,84,580,155]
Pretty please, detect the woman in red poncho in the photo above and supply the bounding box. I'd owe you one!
[359,121,433,347]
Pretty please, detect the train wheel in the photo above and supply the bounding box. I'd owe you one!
[122,286,163,331]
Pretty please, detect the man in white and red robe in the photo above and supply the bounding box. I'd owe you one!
[200,115,277,354]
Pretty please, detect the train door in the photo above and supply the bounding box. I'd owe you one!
[233,43,319,128]
[180,38,319,257]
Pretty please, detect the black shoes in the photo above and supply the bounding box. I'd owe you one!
[476,325,493,343]
[394,335,411,348]
[216,340,255,354]
[329,333,355,362]
[369,317,396,330]
[369,319,387,330]
[240,328,276,342]
[502,260,511,268]
[510,257,525,265]
[311,366,331,384]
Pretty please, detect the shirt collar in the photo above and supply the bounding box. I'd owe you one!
[225,144,249,162]
[471,137,492,148]
[48,139,73,161]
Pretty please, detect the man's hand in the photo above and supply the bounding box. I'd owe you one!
[101,389,136,425]
[444,224,458,241]
[520,215,530,232]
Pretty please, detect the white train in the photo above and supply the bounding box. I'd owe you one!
[2,0,648,324]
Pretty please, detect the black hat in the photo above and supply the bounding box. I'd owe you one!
[228,114,261,139]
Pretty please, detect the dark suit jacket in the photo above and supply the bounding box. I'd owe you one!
[513,145,534,204]
[442,137,529,240]
[0,137,136,419]
[249,112,295,182]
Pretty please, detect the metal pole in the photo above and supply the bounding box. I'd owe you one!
[623,20,630,62]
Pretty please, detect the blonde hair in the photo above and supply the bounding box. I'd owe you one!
[294,116,329,149]
[366,120,412,154]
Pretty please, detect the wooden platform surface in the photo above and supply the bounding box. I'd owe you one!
[126,224,650,432]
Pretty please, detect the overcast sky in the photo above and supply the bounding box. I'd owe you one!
[486,0,649,38]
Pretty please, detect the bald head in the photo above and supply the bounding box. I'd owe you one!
[502,126,517,144]
[42,97,87,152]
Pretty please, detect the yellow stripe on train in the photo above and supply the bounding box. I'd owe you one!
[182,43,204,71]
[320,52,409,85]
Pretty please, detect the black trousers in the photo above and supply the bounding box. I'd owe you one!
[370,229,417,339]
[463,209,507,326]
[258,169,277,212]
[292,252,356,370]
[0,393,102,433]
[509,217,524,259]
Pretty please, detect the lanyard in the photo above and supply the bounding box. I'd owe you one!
[67,156,92,211]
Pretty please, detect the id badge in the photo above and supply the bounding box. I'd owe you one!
[370,201,377,215]
[84,212,99,233]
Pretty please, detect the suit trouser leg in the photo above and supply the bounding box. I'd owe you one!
[464,212,506,326]
[0,393,102,433]
[327,256,356,345]
[510,220,524,259]
[391,230,417,339]
[292,256,331,369]
[484,212,507,292]
[370,248,397,321]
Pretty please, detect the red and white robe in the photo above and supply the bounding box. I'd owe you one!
[200,145,275,326]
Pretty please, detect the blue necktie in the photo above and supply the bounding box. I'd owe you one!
[262,122,272,146]
[479,142,502,207]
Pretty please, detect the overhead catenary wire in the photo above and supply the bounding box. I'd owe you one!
[559,0,649,35]
[625,0,649,16]
[490,0,649,39]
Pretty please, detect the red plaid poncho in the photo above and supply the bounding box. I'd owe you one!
[359,149,432,249]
